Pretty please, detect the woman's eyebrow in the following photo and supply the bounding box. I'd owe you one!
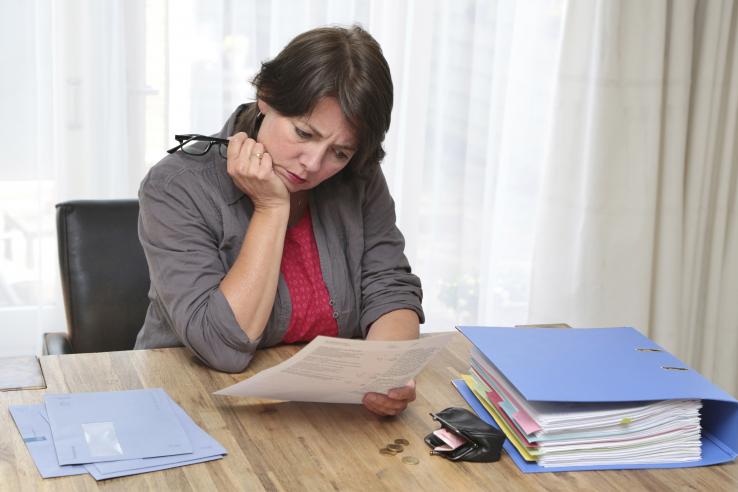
[334,144,356,152]
[303,121,356,151]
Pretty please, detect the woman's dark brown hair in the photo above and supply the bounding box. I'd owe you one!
[244,25,393,177]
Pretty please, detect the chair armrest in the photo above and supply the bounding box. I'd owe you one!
[43,332,73,355]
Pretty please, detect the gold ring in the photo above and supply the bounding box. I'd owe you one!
[254,152,264,159]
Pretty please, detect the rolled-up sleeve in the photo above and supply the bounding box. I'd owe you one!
[359,168,424,334]
[139,173,257,372]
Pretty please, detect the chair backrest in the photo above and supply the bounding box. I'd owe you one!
[57,200,150,353]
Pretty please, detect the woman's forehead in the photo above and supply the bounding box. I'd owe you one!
[299,97,357,148]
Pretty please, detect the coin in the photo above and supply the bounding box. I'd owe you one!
[394,438,410,446]
[402,456,420,465]
[380,447,398,456]
[387,443,404,452]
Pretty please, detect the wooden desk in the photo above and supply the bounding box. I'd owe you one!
[1,333,736,491]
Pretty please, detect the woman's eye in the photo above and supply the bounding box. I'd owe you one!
[294,126,311,139]
[335,150,349,160]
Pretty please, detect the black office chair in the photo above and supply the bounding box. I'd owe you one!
[43,200,150,354]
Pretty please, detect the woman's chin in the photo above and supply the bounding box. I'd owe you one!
[275,173,302,193]
[273,168,292,187]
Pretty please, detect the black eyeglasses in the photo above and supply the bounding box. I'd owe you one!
[167,134,229,157]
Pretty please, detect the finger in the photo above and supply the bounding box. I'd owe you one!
[250,142,266,169]
[240,138,256,162]
[363,392,408,416]
[367,386,412,406]
[387,380,416,401]
[259,152,274,179]
[362,393,390,416]
[238,138,257,175]
[227,133,251,178]
[226,132,247,163]
[387,388,410,400]
[371,399,407,416]
[387,388,416,403]
[364,399,397,417]
[250,142,265,158]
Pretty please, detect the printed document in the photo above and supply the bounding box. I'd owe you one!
[214,334,454,403]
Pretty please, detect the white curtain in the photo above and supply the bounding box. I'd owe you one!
[529,0,738,396]
[2,0,736,398]
[0,0,564,355]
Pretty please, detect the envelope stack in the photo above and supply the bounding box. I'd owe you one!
[9,388,226,480]
[464,346,703,467]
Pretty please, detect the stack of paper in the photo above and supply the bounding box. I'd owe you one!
[453,326,738,473]
[0,355,46,391]
[9,388,226,480]
[465,346,702,467]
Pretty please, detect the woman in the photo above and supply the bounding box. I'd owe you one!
[135,26,424,416]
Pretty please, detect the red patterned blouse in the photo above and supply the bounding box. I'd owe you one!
[280,208,338,343]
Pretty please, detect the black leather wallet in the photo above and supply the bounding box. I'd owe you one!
[424,407,506,462]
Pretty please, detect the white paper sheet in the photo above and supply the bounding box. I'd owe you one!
[214,334,454,403]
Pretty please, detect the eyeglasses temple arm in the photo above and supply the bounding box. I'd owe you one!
[166,143,184,154]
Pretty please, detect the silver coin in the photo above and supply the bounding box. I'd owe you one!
[402,456,420,465]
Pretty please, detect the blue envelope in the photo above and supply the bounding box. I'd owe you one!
[454,326,738,472]
[10,391,226,480]
[8,405,87,478]
[85,454,224,481]
[45,388,193,465]
[86,392,227,479]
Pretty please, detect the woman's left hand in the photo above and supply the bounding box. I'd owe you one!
[362,380,416,416]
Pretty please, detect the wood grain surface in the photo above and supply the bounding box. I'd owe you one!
[1,333,736,491]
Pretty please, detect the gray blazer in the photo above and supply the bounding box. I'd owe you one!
[134,105,424,372]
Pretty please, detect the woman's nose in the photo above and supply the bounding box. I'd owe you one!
[300,145,325,172]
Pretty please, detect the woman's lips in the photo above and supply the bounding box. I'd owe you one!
[273,164,307,185]
[285,170,307,184]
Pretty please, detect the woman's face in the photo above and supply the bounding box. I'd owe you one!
[256,97,357,193]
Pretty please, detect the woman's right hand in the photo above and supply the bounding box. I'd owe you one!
[226,132,289,212]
